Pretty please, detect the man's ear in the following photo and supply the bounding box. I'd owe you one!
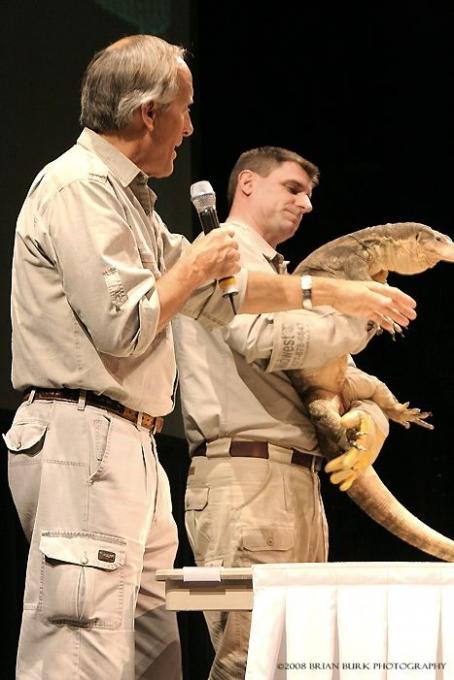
[237,169,255,196]
[142,102,155,130]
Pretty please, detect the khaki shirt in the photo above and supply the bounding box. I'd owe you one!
[173,220,388,455]
[11,129,246,415]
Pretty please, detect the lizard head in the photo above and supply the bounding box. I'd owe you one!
[386,223,454,274]
[415,225,454,263]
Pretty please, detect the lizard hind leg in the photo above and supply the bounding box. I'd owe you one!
[308,398,353,460]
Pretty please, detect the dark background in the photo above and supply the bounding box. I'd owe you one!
[2,1,453,678]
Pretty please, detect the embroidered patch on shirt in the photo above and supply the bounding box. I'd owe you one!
[103,267,128,308]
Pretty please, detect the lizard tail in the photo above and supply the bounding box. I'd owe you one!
[347,467,454,561]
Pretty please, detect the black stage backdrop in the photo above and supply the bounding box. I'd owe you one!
[2,2,453,678]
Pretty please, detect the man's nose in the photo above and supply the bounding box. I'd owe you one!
[183,112,194,137]
[296,193,312,213]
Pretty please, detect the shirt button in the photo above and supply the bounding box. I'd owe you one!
[267,538,273,546]
[81,554,89,565]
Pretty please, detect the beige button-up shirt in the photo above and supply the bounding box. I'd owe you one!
[11,129,246,415]
[173,220,388,455]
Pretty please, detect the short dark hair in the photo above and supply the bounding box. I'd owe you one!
[227,146,320,207]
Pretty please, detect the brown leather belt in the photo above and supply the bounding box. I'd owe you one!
[22,387,164,433]
[193,441,323,471]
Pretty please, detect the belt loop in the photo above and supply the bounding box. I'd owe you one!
[77,389,87,411]
[205,438,232,458]
[137,411,143,428]
[26,388,36,405]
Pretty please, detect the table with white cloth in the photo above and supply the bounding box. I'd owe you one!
[156,562,454,680]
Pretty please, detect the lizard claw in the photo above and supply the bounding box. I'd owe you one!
[387,321,404,340]
[387,403,434,430]
[352,443,367,451]
[412,417,434,430]
[393,322,405,337]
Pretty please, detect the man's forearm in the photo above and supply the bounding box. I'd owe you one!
[156,258,205,332]
[239,272,417,329]
[238,272,334,312]
[157,263,417,334]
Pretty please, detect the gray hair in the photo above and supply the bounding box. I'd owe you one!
[227,146,320,207]
[80,35,186,133]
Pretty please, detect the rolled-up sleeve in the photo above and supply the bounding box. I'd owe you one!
[48,178,160,357]
[221,307,372,372]
[182,268,248,329]
[171,229,249,328]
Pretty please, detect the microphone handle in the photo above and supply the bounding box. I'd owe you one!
[199,208,219,234]
[199,208,239,300]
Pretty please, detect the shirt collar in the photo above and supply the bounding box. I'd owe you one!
[77,128,157,208]
[226,219,288,272]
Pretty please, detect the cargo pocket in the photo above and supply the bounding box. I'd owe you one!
[3,421,48,458]
[184,487,211,564]
[238,526,295,565]
[38,531,126,629]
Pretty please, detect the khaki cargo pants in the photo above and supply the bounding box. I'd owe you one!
[5,398,181,680]
[185,443,328,680]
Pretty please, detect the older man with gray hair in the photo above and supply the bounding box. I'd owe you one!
[6,35,416,680]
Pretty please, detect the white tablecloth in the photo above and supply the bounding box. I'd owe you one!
[246,562,454,680]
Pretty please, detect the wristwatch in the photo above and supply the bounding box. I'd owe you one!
[300,274,313,310]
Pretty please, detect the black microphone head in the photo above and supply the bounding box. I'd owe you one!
[190,180,216,213]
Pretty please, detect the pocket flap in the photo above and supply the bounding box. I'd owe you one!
[241,526,294,552]
[3,421,48,452]
[39,531,126,571]
[185,487,209,511]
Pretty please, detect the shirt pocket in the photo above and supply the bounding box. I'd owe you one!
[38,531,126,629]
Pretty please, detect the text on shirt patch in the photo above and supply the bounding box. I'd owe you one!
[275,321,306,370]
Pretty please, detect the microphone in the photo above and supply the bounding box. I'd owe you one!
[190,180,239,313]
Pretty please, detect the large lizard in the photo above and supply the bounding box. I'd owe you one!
[289,222,454,561]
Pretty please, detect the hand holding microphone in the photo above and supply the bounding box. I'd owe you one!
[190,180,239,313]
